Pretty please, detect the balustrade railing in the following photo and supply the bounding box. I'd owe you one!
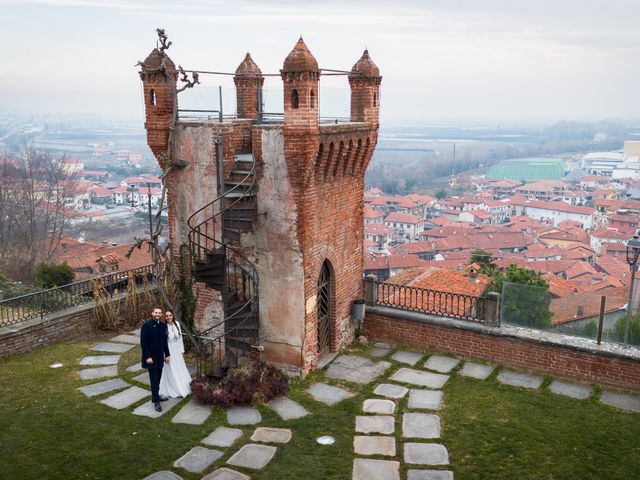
[0,264,157,327]
[375,281,487,323]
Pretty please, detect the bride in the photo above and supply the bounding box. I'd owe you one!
[159,309,192,398]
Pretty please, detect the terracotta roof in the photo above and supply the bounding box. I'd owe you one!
[385,212,423,224]
[364,206,384,219]
[550,287,628,325]
[607,213,639,223]
[55,242,153,278]
[372,195,416,208]
[513,199,595,215]
[365,224,393,235]
[565,261,598,280]
[406,193,435,204]
[541,273,577,297]
[591,228,631,240]
[384,266,491,316]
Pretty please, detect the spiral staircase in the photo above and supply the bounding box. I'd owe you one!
[187,150,260,377]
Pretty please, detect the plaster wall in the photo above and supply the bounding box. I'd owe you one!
[246,126,306,371]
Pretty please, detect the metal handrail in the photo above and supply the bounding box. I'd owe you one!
[187,152,260,372]
[0,263,158,327]
[375,281,487,323]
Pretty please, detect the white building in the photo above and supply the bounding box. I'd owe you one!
[512,200,595,229]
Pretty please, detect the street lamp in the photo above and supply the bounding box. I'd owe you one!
[624,231,640,343]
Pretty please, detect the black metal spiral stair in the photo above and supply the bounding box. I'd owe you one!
[187,152,259,376]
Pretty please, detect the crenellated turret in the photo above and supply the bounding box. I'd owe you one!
[348,49,382,127]
[139,48,178,163]
[281,37,319,130]
[234,53,264,120]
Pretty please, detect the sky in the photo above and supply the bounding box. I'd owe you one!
[1,0,639,125]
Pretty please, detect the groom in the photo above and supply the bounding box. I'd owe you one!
[140,307,170,412]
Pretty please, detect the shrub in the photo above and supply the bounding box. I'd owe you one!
[33,262,75,288]
[191,361,289,407]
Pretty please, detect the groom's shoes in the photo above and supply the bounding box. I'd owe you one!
[158,395,169,402]
[154,402,162,412]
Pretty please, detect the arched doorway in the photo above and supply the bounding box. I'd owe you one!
[316,260,332,355]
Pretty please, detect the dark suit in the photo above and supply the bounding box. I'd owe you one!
[140,318,170,402]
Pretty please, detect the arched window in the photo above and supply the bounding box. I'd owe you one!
[373,91,377,107]
[150,89,157,106]
[317,260,333,354]
[310,90,315,109]
[291,89,299,109]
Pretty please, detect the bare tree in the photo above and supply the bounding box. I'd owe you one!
[0,145,79,282]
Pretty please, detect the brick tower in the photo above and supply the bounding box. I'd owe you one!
[139,37,381,375]
[234,53,264,120]
[139,48,178,162]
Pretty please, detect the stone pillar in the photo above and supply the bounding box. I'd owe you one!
[484,292,501,327]
[364,275,378,306]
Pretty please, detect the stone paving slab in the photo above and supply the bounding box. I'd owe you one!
[78,378,129,397]
[356,415,395,434]
[227,443,278,470]
[132,372,151,386]
[459,361,494,380]
[126,363,144,373]
[110,334,140,345]
[408,389,443,410]
[202,468,250,480]
[173,446,223,473]
[78,365,118,380]
[227,406,262,425]
[130,328,141,335]
[404,443,449,465]
[142,471,183,480]
[352,458,400,480]
[251,427,292,443]
[549,380,593,400]
[90,342,135,353]
[363,398,396,414]
[497,370,543,389]
[424,355,460,373]
[172,399,212,425]
[100,386,149,409]
[306,383,354,405]
[267,397,310,420]
[600,391,640,413]
[368,346,391,358]
[325,355,391,384]
[402,413,441,439]
[133,397,182,418]
[391,350,423,366]
[390,368,449,389]
[202,427,244,448]
[79,355,121,366]
[407,470,454,480]
[353,435,396,456]
[373,383,409,399]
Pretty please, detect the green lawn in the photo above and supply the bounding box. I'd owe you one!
[0,340,639,479]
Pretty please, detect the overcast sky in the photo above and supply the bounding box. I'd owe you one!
[1,0,639,125]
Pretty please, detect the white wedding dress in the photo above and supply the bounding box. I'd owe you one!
[159,322,192,398]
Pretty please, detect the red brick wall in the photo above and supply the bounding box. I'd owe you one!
[365,310,640,391]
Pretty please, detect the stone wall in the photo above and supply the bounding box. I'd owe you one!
[0,292,158,359]
[365,306,640,391]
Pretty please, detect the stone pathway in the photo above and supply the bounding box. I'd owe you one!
[73,330,640,479]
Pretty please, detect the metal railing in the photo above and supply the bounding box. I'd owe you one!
[375,281,487,323]
[0,264,157,327]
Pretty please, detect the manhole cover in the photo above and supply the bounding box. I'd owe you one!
[316,436,335,445]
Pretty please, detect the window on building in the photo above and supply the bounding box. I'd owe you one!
[310,90,315,108]
[150,89,157,106]
[291,89,299,109]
